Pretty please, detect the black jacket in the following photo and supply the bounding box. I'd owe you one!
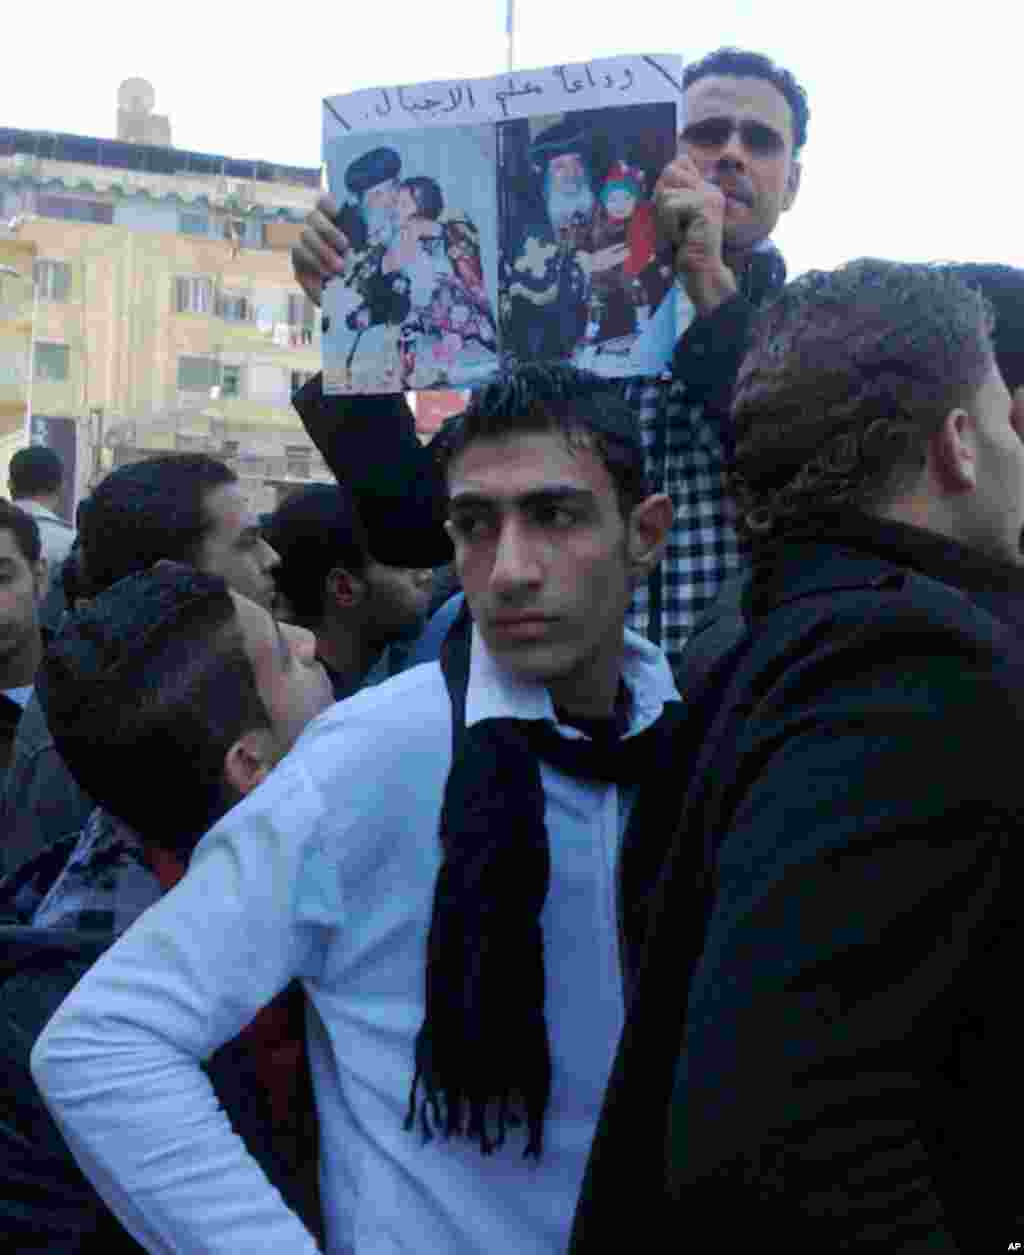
[0,926,322,1251]
[572,514,1024,1253]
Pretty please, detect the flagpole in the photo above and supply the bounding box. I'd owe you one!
[506,0,516,72]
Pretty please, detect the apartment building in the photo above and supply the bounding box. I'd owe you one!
[0,81,333,514]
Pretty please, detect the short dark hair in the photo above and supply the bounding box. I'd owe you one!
[683,47,810,154]
[950,264,1024,393]
[731,259,995,538]
[0,498,42,564]
[264,484,370,625]
[81,453,237,594]
[9,445,64,498]
[38,563,271,858]
[435,362,649,518]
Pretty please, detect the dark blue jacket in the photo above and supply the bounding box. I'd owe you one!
[573,513,1024,1252]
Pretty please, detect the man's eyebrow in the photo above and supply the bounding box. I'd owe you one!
[448,486,596,511]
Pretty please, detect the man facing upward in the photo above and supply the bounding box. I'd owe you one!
[33,364,678,1255]
[0,452,282,876]
[290,47,808,671]
[571,260,1024,1250]
[2,563,332,1250]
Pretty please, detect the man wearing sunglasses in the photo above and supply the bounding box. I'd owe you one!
[657,52,802,321]
[290,48,809,673]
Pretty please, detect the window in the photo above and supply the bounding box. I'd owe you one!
[36,194,114,224]
[216,290,250,322]
[179,212,209,236]
[177,357,244,396]
[35,343,70,382]
[177,355,218,392]
[175,276,213,314]
[221,364,243,398]
[290,370,314,394]
[33,259,71,302]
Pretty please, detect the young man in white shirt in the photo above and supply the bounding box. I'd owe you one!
[33,363,678,1255]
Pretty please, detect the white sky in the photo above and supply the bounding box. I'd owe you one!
[3,0,1021,279]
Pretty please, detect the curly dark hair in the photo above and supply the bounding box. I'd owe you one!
[683,47,810,154]
[731,259,995,539]
[951,263,1024,392]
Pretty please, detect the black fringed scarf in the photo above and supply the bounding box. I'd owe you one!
[406,603,685,1157]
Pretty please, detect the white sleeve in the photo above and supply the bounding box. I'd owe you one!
[30,760,326,1254]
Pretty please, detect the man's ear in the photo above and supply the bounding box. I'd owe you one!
[929,407,977,492]
[326,565,367,611]
[223,727,278,798]
[782,159,801,213]
[626,493,673,580]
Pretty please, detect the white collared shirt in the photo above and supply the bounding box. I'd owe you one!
[33,629,679,1255]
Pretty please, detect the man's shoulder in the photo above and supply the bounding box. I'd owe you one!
[738,543,1023,718]
[761,544,1006,640]
[17,501,75,534]
[290,661,452,777]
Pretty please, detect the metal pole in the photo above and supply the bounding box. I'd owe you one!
[507,0,516,72]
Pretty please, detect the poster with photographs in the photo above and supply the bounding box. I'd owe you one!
[322,54,687,395]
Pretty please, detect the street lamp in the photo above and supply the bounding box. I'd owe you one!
[0,263,39,443]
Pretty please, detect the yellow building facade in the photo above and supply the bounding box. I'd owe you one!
[0,234,37,488]
[0,129,332,513]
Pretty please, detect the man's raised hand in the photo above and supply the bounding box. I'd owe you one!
[653,155,737,316]
[291,194,349,307]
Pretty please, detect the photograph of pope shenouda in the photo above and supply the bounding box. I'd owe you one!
[324,133,499,393]
[496,103,677,370]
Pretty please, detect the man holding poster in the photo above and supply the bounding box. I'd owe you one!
[290,48,808,675]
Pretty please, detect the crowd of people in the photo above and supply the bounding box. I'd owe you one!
[2,43,1023,1253]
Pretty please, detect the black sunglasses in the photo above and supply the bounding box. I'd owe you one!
[681,117,786,156]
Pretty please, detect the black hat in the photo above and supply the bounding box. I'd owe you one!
[345,146,402,197]
[529,119,588,168]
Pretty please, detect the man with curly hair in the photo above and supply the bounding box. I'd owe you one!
[570,259,1024,1251]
